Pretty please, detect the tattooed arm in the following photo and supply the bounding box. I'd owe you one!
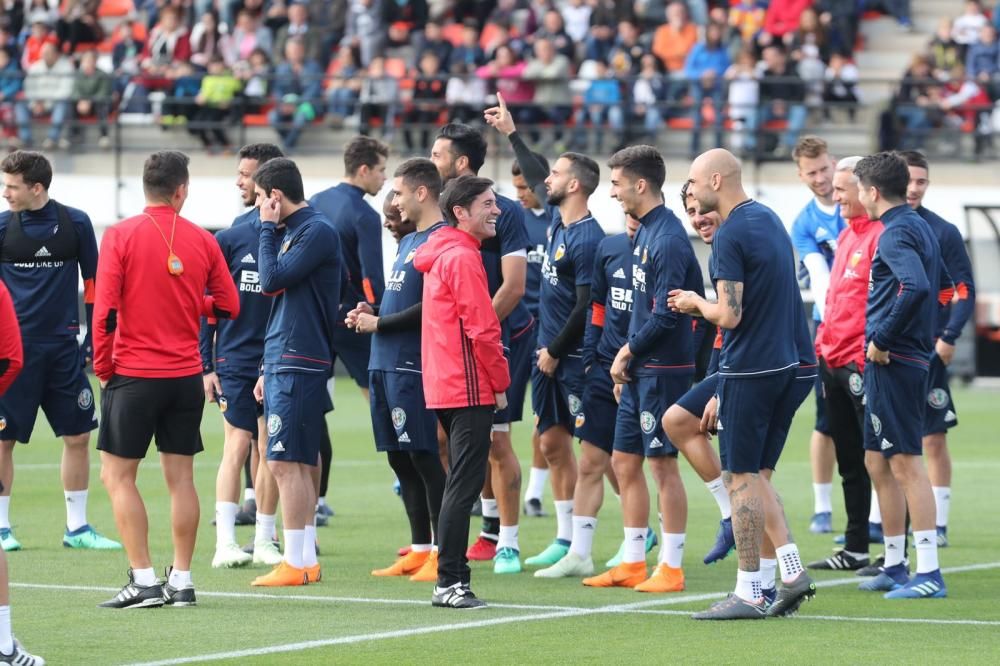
[667,279,744,330]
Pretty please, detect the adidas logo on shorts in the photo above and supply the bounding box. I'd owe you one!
[241,253,256,264]
[271,441,285,453]
[945,410,956,423]
[398,432,411,443]
[880,438,894,450]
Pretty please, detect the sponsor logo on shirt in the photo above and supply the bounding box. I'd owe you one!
[241,253,256,264]
[632,264,647,293]
[610,286,633,312]
[240,270,261,293]
[613,268,626,279]
[528,243,545,265]
[35,246,51,258]
[387,269,406,291]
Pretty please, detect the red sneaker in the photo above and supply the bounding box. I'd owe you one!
[466,536,497,561]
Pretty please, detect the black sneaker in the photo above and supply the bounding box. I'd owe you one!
[766,572,817,617]
[806,549,869,571]
[0,638,45,665]
[856,554,885,577]
[523,498,547,517]
[470,498,482,517]
[317,503,335,518]
[692,594,766,620]
[98,569,164,609]
[162,567,196,607]
[432,583,487,609]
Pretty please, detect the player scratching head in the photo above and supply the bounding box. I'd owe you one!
[607,144,665,220]
[391,158,443,232]
[440,175,500,241]
[512,151,549,210]
[831,156,865,221]
[1,150,51,212]
[854,151,910,221]
[143,150,190,212]
[680,180,721,244]
[344,136,390,196]
[686,148,747,220]
[254,158,307,223]
[431,123,487,184]
[236,143,284,207]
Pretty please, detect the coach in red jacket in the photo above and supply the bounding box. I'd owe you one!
[807,155,884,574]
[414,175,511,609]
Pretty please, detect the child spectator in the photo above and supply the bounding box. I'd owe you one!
[324,45,361,125]
[952,1,989,46]
[929,17,963,78]
[405,51,446,152]
[631,52,666,142]
[724,48,759,152]
[445,61,486,124]
[822,51,860,121]
[20,11,57,71]
[573,58,623,152]
[189,54,242,151]
[233,46,271,112]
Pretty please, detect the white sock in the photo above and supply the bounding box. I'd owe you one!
[775,543,804,583]
[883,534,906,568]
[525,467,549,502]
[283,529,305,568]
[569,516,596,558]
[932,486,951,528]
[302,525,318,567]
[215,501,239,548]
[411,543,432,552]
[481,498,499,518]
[623,527,646,564]
[168,569,191,588]
[243,487,255,502]
[0,606,10,655]
[0,497,10,530]
[255,513,277,545]
[132,567,157,586]
[735,569,762,602]
[813,483,833,514]
[760,558,778,590]
[497,524,519,551]
[661,532,685,568]
[64,489,89,532]
[913,530,939,574]
[705,477,731,519]
[869,490,882,524]
[554,500,574,542]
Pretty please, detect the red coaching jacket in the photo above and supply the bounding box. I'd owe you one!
[0,280,23,396]
[413,225,510,409]
[816,214,884,370]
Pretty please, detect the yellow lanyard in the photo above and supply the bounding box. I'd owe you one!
[144,211,184,276]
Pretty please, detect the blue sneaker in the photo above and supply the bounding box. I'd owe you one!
[703,517,735,564]
[869,522,884,543]
[392,477,401,496]
[0,528,20,552]
[884,570,947,599]
[525,540,570,567]
[936,526,948,548]
[606,528,658,567]
[858,563,909,591]
[493,547,522,574]
[63,524,122,550]
[809,512,832,534]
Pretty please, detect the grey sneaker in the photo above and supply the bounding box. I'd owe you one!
[432,583,487,609]
[0,638,45,665]
[98,569,164,609]
[162,567,197,606]
[766,572,817,617]
[692,594,767,620]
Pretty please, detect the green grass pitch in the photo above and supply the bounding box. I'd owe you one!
[7,382,1000,664]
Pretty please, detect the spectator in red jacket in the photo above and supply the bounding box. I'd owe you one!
[413,175,510,610]
[763,0,813,39]
[137,6,191,92]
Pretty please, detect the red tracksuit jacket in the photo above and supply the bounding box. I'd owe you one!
[816,214,884,370]
[0,281,23,395]
[413,225,510,409]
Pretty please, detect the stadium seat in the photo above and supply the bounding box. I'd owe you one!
[98,0,135,18]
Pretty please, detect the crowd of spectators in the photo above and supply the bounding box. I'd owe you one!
[0,1,994,157]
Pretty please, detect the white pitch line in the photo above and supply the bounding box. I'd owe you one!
[619,608,1000,627]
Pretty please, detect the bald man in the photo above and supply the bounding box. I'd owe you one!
[670,149,816,620]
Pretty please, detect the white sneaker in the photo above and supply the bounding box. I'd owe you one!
[1,638,45,665]
[212,542,252,568]
[534,552,595,578]
[252,539,283,566]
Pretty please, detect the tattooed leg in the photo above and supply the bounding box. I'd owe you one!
[729,472,764,571]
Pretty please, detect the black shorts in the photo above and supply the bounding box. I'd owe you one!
[97,374,205,459]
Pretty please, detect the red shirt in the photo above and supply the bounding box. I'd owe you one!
[413,226,510,409]
[93,205,239,381]
[816,214,884,370]
[0,281,23,395]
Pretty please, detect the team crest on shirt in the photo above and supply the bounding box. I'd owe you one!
[870,413,882,436]
[927,388,948,410]
[281,239,292,255]
[267,414,282,436]
[568,394,582,415]
[640,411,656,434]
[0,417,6,431]
[849,249,863,268]
[642,247,648,264]
[392,407,407,429]
[848,373,863,396]
[404,250,417,264]
[78,388,94,410]
[554,243,566,261]
[575,412,586,428]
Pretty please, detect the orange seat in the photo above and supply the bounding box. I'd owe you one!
[441,22,466,47]
[98,0,135,18]
[667,117,695,130]
[243,114,270,126]
[384,57,408,79]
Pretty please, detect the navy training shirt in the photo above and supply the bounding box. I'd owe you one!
[537,213,605,356]
[0,200,98,340]
[260,206,343,374]
[370,222,446,374]
[916,206,975,345]
[712,199,800,377]
[523,207,550,319]
[583,232,633,368]
[865,204,948,369]
[482,193,531,335]
[628,204,703,377]
[309,183,384,320]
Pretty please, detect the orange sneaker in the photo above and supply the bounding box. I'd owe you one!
[372,549,430,577]
[582,562,647,588]
[634,564,685,593]
[305,563,322,583]
[251,561,308,587]
[409,550,438,582]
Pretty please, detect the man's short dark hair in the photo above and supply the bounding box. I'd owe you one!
[394,158,442,199]
[142,150,189,202]
[607,145,665,192]
[383,190,400,220]
[898,149,929,172]
[436,123,488,174]
[1,150,52,190]
[253,157,305,203]
[512,152,549,177]
[560,152,600,197]
[344,136,389,176]
[853,152,909,202]
[679,180,691,208]
[238,143,284,164]
[439,175,494,227]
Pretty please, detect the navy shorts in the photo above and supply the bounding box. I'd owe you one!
[216,371,263,434]
[864,361,928,458]
[97,374,204,459]
[613,374,691,458]
[331,326,372,390]
[264,371,328,465]
[923,352,958,435]
[531,351,585,436]
[675,372,718,419]
[759,374,814,471]
[369,370,438,453]
[574,361,617,454]
[0,339,97,443]
[717,370,795,474]
[808,319,831,435]
[505,320,536,424]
